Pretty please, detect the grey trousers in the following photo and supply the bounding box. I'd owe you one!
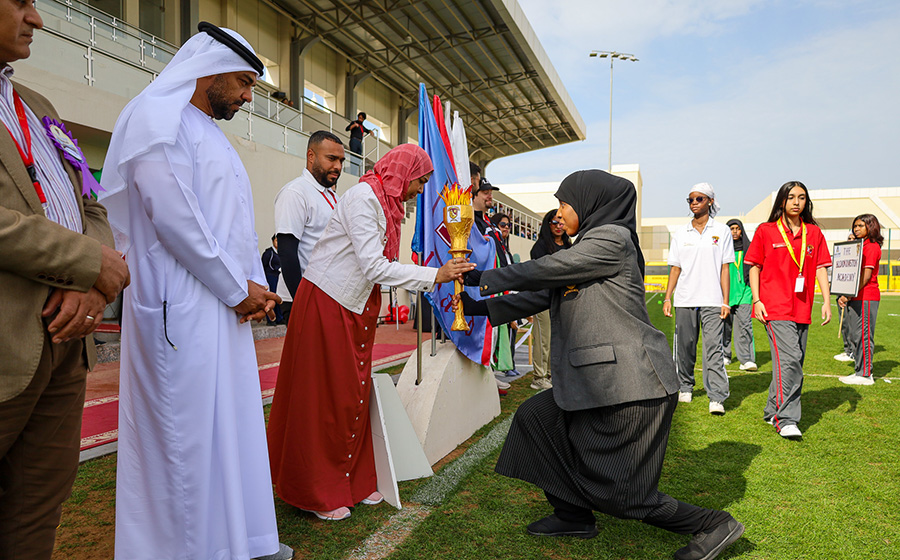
[764,320,808,429]
[531,310,551,381]
[839,297,853,355]
[674,307,729,402]
[846,300,879,378]
[723,304,755,364]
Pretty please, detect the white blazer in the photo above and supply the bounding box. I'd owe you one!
[304,182,436,314]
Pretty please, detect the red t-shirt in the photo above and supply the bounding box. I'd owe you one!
[853,239,881,301]
[745,220,831,323]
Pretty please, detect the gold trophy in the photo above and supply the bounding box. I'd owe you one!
[441,185,474,331]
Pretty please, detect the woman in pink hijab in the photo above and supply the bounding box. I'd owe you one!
[267,144,474,520]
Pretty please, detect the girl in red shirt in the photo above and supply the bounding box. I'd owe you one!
[745,181,832,439]
[837,214,883,386]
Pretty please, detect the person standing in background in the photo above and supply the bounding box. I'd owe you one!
[723,219,756,371]
[274,130,344,325]
[746,181,831,440]
[838,214,883,386]
[261,234,284,325]
[345,111,371,155]
[528,209,572,390]
[663,183,733,416]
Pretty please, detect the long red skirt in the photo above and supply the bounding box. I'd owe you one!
[267,279,381,511]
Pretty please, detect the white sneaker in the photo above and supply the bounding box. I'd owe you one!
[764,418,774,425]
[678,392,692,403]
[779,424,802,439]
[709,401,725,415]
[739,362,758,371]
[723,357,730,367]
[530,378,553,390]
[839,375,875,386]
[495,378,511,390]
[833,352,854,362]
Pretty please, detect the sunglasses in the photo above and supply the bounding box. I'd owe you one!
[686,196,707,204]
[497,222,510,227]
[550,220,561,225]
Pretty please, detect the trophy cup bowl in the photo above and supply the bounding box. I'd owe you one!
[443,204,475,331]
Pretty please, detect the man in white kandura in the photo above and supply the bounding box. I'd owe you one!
[100,23,291,560]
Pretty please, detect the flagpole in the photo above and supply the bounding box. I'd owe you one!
[416,253,423,385]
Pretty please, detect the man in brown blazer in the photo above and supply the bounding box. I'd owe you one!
[0,1,129,558]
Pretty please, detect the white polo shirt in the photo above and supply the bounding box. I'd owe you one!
[668,218,734,307]
[274,168,338,302]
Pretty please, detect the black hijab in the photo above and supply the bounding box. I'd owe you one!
[554,170,644,275]
[536,209,572,256]
[726,218,752,284]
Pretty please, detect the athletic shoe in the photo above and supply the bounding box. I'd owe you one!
[674,516,744,560]
[496,378,511,390]
[361,491,383,505]
[311,507,351,521]
[833,352,854,362]
[530,378,553,390]
[526,514,598,539]
[723,357,730,367]
[839,375,875,386]
[764,418,774,425]
[779,424,802,439]
[709,402,725,415]
[678,392,692,403]
[739,361,758,371]
[254,543,295,560]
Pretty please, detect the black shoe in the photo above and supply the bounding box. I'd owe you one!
[526,514,598,539]
[674,516,744,560]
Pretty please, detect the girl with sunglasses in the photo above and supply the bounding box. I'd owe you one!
[528,210,572,390]
[663,183,734,415]
[745,181,831,439]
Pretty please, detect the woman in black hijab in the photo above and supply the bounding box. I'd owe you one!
[528,210,573,389]
[456,170,743,560]
[723,219,757,370]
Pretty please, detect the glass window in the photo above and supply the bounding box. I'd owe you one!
[86,0,122,18]
[140,0,165,38]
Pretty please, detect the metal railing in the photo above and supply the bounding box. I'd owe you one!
[34,0,390,176]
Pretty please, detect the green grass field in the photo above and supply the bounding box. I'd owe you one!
[55,296,900,559]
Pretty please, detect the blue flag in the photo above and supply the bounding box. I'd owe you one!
[412,84,496,365]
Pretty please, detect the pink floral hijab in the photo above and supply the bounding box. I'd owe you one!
[360,144,433,260]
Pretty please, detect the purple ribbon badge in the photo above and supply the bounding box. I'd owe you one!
[41,117,105,198]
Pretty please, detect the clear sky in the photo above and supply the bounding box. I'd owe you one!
[487,0,900,218]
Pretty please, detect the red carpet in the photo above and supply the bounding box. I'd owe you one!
[80,341,417,452]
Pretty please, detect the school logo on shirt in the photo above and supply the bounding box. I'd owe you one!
[712,236,720,245]
[806,244,814,255]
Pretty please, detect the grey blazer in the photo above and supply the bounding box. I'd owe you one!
[481,224,678,411]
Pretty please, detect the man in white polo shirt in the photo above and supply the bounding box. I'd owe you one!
[275,130,345,323]
[663,183,733,415]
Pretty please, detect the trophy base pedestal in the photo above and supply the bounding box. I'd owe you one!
[396,342,500,465]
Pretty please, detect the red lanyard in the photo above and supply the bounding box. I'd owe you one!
[3,90,46,205]
[320,188,336,210]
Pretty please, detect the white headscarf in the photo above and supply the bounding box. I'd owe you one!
[690,182,721,217]
[99,27,259,251]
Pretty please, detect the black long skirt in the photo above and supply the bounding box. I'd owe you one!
[495,390,680,523]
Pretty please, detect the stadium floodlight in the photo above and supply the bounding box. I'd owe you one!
[589,51,639,171]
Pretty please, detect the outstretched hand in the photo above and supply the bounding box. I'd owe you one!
[435,257,476,284]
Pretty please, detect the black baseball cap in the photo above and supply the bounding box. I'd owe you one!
[477,178,500,192]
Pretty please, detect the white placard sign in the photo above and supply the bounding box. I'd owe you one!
[831,240,864,297]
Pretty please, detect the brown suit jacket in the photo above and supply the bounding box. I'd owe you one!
[0,81,114,402]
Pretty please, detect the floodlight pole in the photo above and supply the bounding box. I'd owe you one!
[589,51,639,172]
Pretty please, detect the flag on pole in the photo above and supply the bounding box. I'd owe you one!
[412,83,495,365]
[450,111,470,189]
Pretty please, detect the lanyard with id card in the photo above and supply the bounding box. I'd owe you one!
[777,219,807,292]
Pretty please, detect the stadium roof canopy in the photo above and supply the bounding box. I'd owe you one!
[271,0,586,164]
